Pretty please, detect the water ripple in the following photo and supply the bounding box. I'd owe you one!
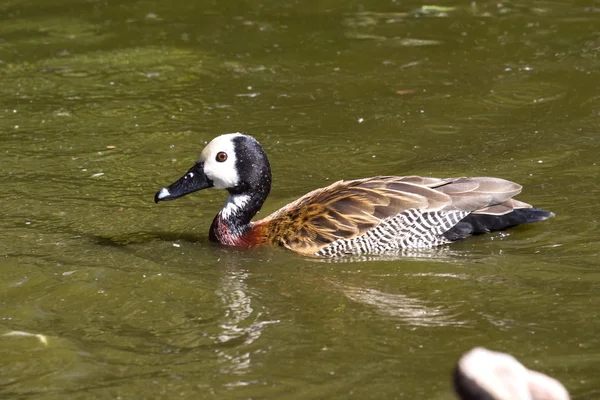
[484,81,568,109]
[343,286,466,327]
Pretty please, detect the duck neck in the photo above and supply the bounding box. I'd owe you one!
[209,191,267,245]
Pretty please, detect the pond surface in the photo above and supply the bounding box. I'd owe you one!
[1,0,599,398]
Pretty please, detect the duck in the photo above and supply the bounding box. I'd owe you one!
[454,347,570,400]
[154,133,553,257]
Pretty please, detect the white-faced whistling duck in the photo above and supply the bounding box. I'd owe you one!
[155,133,553,257]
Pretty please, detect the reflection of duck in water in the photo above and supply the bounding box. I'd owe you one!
[155,133,553,257]
[454,347,569,400]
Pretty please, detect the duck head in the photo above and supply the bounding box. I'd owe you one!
[154,133,272,222]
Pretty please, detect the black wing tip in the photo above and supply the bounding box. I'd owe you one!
[443,207,554,241]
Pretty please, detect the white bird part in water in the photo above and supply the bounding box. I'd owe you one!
[3,330,49,346]
[454,347,569,400]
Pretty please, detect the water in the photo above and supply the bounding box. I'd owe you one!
[1,0,599,398]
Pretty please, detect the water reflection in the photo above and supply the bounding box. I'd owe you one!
[343,286,465,327]
[314,246,470,263]
[215,265,278,375]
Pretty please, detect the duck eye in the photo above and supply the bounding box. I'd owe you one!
[215,152,228,162]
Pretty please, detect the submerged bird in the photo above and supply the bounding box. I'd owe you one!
[154,133,553,257]
[454,347,570,400]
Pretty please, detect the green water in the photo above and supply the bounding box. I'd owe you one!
[1,0,599,398]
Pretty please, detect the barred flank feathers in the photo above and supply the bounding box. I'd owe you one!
[316,209,469,257]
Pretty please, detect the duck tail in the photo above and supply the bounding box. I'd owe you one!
[443,208,554,241]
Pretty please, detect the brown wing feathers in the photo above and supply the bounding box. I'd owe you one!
[260,176,534,254]
[435,177,530,215]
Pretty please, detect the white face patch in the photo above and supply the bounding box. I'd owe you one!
[199,133,244,190]
[220,193,251,219]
